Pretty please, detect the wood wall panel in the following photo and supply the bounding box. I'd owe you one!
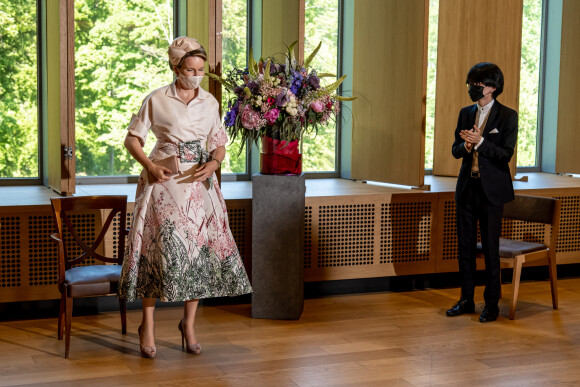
[555,0,580,174]
[433,0,523,177]
[187,0,210,91]
[261,0,303,62]
[351,0,427,187]
[46,0,75,195]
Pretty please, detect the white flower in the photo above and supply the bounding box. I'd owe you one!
[287,107,298,116]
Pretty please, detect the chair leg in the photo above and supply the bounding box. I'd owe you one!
[548,252,559,310]
[64,296,73,359]
[509,256,524,320]
[58,291,66,340]
[119,298,127,334]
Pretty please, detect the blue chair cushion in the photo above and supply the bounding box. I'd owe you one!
[476,238,546,258]
[64,265,122,298]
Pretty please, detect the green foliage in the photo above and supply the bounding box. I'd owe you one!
[424,0,439,169]
[0,0,38,178]
[517,0,542,167]
[221,0,248,174]
[303,0,339,172]
[74,0,173,176]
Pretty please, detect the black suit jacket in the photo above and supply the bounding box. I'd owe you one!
[452,100,518,206]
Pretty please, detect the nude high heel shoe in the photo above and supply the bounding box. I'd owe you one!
[138,324,156,358]
[178,319,201,354]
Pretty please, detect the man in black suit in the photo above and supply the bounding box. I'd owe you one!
[446,63,518,322]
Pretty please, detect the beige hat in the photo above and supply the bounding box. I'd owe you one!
[168,36,204,66]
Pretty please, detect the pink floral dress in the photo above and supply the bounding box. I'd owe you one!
[118,82,252,302]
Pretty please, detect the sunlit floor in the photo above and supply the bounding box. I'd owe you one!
[2,277,580,386]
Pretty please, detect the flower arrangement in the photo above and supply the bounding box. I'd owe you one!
[209,41,354,151]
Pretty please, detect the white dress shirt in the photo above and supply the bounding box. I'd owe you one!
[474,99,494,149]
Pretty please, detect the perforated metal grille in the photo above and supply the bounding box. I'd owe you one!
[318,204,375,267]
[304,206,312,269]
[501,219,545,244]
[381,202,432,263]
[228,208,249,262]
[1,216,21,287]
[442,198,550,263]
[379,204,391,263]
[443,200,458,261]
[112,210,132,260]
[62,213,97,267]
[28,215,58,286]
[556,195,580,253]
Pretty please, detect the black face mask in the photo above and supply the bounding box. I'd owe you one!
[468,84,485,102]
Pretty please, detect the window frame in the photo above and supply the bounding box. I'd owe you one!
[0,0,44,186]
[423,0,546,176]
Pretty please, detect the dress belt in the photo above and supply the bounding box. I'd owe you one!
[154,140,214,188]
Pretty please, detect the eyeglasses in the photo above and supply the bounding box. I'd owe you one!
[466,82,487,88]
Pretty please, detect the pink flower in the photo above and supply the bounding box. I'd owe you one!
[241,104,261,129]
[310,100,324,113]
[264,108,280,124]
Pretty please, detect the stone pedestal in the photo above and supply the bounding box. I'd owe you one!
[251,173,305,319]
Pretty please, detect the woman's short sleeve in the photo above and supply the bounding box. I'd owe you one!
[127,97,152,147]
[207,113,228,153]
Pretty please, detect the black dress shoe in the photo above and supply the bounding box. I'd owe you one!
[479,305,500,322]
[446,299,475,317]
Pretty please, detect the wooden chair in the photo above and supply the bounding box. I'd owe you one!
[476,194,561,320]
[50,195,129,358]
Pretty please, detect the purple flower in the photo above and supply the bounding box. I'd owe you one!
[308,75,320,89]
[225,108,237,126]
[269,64,277,75]
[234,86,245,96]
[264,108,280,124]
[225,100,241,126]
[247,81,260,94]
[276,91,289,107]
[290,71,304,96]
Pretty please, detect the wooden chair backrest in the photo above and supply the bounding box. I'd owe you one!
[50,195,128,270]
[503,195,558,224]
[502,194,561,249]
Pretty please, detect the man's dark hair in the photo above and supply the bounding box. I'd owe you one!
[466,62,504,98]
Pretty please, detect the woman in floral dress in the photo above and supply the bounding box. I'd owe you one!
[118,36,252,358]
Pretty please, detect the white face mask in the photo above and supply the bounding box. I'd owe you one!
[178,73,204,89]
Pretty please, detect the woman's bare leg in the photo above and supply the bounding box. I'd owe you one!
[140,298,156,348]
[183,299,199,344]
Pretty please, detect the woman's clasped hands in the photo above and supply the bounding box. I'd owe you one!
[194,160,219,182]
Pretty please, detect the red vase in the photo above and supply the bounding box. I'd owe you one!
[260,136,302,175]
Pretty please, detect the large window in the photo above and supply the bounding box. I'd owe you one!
[0,0,39,179]
[303,0,339,173]
[517,0,542,167]
[221,0,248,174]
[74,0,173,177]
[425,0,543,170]
[425,0,438,170]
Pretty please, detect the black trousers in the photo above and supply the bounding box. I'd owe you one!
[456,177,503,306]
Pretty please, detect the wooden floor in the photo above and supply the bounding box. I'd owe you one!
[2,278,580,386]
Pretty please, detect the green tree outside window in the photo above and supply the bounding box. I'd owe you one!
[0,0,38,178]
